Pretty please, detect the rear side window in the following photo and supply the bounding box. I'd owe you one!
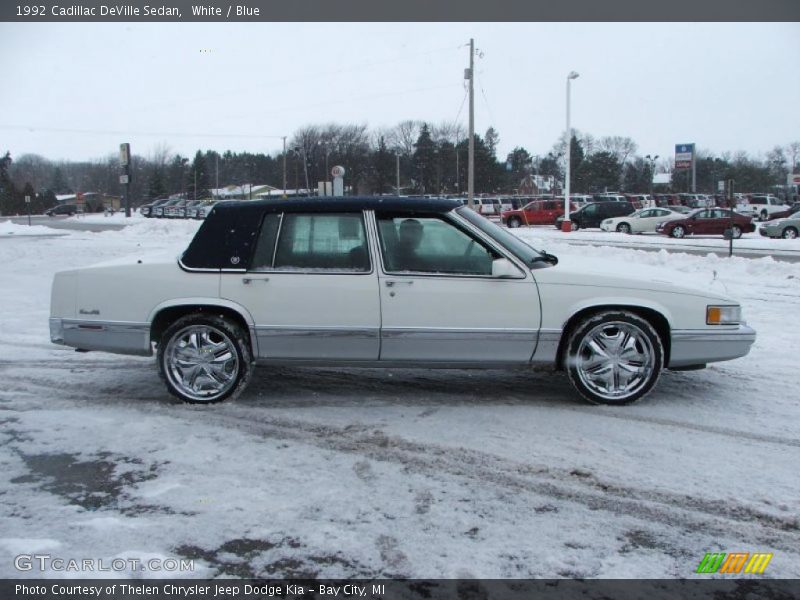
[273,213,370,272]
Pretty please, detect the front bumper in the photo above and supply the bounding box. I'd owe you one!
[669,324,756,368]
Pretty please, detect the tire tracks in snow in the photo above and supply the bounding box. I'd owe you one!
[160,406,800,551]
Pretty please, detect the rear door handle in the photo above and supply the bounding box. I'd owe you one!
[243,277,270,284]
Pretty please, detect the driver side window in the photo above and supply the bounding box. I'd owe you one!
[376,213,498,276]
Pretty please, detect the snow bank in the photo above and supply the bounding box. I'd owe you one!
[0,220,67,236]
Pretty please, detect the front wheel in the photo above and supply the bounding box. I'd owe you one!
[783,226,798,239]
[564,311,664,405]
[731,225,742,239]
[616,223,631,234]
[158,314,253,404]
[670,225,685,238]
[760,210,769,221]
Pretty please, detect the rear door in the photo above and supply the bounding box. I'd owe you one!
[220,211,380,360]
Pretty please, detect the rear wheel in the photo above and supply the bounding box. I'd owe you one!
[731,225,742,239]
[760,209,769,221]
[508,217,522,228]
[616,223,631,234]
[670,225,685,238]
[570,221,579,232]
[564,311,664,405]
[783,226,798,239]
[157,314,253,404]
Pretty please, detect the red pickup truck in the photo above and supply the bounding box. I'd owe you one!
[501,199,575,227]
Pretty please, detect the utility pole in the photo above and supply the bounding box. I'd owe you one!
[119,143,131,217]
[467,38,475,209]
[396,153,401,195]
[215,154,219,196]
[282,136,287,197]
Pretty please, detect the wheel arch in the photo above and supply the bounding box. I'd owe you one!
[554,303,672,370]
[148,299,258,355]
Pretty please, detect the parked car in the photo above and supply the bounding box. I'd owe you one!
[765,202,800,221]
[656,208,756,239]
[193,201,218,219]
[178,200,204,219]
[625,194,655,209]
[678,193,714,209]
[49,197,755,406]
[140,198,170,218]
[152,198,184,218]
[737,194,791,221]
[555,201,636,231]
[759,214,800,239]
[600,207,686,234]
[502,199,575,228]
[45,204,77,217]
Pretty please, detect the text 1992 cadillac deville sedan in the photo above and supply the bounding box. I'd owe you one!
[49,197,756,405]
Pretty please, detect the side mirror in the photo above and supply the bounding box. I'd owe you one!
[492,258,524,279]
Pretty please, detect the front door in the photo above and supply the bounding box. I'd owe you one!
[220,211,380,360]
[373,211,540,363]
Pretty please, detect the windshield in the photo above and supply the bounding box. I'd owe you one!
[456,206,545,266]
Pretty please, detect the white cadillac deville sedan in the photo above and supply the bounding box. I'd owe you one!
[49,197,756,405]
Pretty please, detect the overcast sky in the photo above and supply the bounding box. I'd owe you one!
[1,22,798,165]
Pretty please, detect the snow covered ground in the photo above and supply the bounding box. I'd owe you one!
[0,218,797,580]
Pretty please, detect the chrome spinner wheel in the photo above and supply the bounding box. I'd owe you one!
[163,324,240,402]
[565,311,664,405]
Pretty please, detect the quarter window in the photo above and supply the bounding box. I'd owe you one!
[266,213,370,272]
[376,213,497,276]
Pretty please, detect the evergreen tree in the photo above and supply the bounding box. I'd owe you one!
[49,167,69,194]
[484,127,500,158]
[578,151,622,192]
[413,124,436,193]
[568,135,586,192]
[0,152,17,216]
[372,136,394,194]
[187,151,210,200]
[147,167,168,200]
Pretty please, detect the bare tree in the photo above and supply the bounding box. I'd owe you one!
[386,120,423,156]
[597,136,638,165]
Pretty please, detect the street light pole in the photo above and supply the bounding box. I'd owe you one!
[282,136,287,197]
[396,153,401,195]
[645,154,659,203]
[562,71,579,232]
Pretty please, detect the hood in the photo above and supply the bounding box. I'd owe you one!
[535,255,734,302]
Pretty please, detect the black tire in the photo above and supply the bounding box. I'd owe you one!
[731,225,742,239]
[157,313,253,404]
[570,221,579,232]
[616,222,631,234]
[670,225,685,238]
[564,310,664,405]
[782,226,798,239]
[508,217,522,228]
[760,210,769,221]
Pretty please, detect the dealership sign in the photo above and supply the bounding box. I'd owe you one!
[675,143,695,169]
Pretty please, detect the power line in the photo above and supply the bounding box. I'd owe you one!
[135,44,465,114]
[0,82,464,141]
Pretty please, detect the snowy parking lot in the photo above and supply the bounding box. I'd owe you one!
[0,216,798,579]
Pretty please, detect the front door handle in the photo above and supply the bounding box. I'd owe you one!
[243,277,270,284]
[385,280,413,287]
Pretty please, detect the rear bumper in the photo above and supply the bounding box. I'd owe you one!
[50,318,152,356]
[668,324,756,368]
